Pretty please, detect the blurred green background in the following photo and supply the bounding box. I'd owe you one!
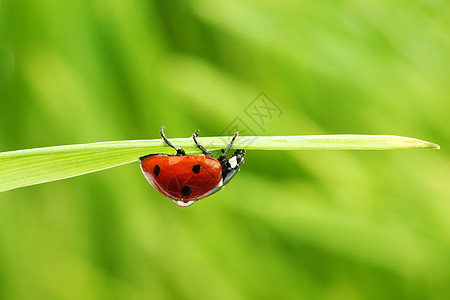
[0,0,449,299]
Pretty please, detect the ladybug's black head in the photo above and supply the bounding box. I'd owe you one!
[219,149,245,186]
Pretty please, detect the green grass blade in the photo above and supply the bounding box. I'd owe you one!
[0,135,439,192]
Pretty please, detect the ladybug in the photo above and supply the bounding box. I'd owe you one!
[139,126,245,207]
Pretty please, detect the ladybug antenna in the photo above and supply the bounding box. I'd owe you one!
[160,126,185,155]
[192,129,213,157]
[223,131,239,155]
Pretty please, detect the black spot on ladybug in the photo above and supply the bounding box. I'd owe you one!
[192,164,201,174]
[181,186,192,196]
[154,165,160,177]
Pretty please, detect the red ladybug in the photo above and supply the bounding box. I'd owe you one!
[140,126,245,207]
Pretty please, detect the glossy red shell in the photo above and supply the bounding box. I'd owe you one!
[140,154,223,201]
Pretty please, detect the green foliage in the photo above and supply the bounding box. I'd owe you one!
[0,135,438,192]
[0,0,448,299]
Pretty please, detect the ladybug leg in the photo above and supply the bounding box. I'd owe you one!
[223,131,239,155]
[160,126,186,155]
[192,129,213,157]
[217,131,239,161]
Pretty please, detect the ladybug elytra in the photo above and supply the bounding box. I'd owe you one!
[140,127,245,207]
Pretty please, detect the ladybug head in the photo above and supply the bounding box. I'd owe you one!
[219,149,245,186]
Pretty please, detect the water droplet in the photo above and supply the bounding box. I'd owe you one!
[173,200,195,207]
